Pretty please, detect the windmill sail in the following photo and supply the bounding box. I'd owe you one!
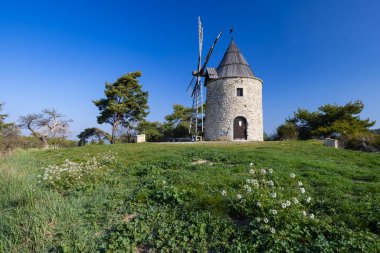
[188,16,222,136]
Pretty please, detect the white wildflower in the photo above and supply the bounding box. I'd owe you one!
[221,190,227,196]
[249,162,254,167]
[306,196,311,203]
[267,180,274,187]
[268,168,273,174]
[255,217,261,222]
[285,200,291,207]
[263,218,269,223]
[302,211,307,216]
[244,184,252,193]
[249,169,255,174]
[298,181,303,186]
[256,202,262,207]
[292,197,299,204]
[271,209,278,215]
[260,169,267,174]
[310,213,315,219]
[270,227,276,234]
[281,203,287,209]
[246,179,252,184]
[236,194,242,200]
[300,188,305,194]
[290,173,296,178]
[270,192,277,198]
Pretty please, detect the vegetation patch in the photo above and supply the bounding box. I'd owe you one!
[0,141,379,252]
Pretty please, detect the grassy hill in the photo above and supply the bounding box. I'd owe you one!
[0,141,379,252]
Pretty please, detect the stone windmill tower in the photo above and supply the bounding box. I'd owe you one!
[204,39,263,141]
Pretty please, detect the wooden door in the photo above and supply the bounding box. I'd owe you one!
[233,117,247,140]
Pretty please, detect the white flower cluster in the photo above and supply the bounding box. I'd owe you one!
[221,164,316,235]
[244,184,252,193]
[246,178,259,188]
[293,178,306,194]
[39,152,117,189]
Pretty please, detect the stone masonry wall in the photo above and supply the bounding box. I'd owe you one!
[204,77,263,141]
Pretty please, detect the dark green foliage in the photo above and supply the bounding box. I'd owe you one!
[9,136,76,149]
[0,103,20,155]
[288,100,376,139]
[93,71,149,144]
[101,205,237,252]
[137,104,196,141]
[0,103,10,129]
[136,121,163,142]
[342,132,380,152]
[163,104,193,138]
[277,122,298,140]
[77,128,111,146]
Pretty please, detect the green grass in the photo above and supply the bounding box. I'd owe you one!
[0,141,379,252]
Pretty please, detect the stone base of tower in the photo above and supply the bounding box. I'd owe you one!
[204,77,264,142]
[204,126,264,141]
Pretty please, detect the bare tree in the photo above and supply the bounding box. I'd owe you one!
[19,109,72,148]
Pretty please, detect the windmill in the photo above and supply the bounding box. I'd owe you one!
[187,17,223,137]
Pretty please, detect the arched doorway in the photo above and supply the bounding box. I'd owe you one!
[233,117,247,140]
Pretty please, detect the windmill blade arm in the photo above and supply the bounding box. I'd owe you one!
[198,17,203,72]
[200,30,223,74]
[187,76,196,93]
[191,77,201,97]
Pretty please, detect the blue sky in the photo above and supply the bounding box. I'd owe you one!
[1,0,379,138]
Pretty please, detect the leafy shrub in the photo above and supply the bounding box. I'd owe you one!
[1,136,77,151]
[39,151,117,192]
[0,125,20,155]
[276,123,298,140]
[100,205,238,252]
[341,133,380,152]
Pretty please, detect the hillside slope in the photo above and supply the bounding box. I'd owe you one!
[1,141,379,252]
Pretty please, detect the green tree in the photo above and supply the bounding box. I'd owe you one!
[137,121,163,142]
[93,71,149,144]
[77,127,111,146]
[163,104,193,138]
[276,122,298,140]
[0,103,20,153]
[288,100,375,139]
[0,103,11,130]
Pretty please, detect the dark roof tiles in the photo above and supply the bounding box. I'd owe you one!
[216,40,255,78]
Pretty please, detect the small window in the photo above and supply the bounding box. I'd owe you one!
[237,88,243,96]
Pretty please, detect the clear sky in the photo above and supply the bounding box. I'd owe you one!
[1,0,379,138]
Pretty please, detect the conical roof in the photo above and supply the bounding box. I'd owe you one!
[216,39,255,78]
